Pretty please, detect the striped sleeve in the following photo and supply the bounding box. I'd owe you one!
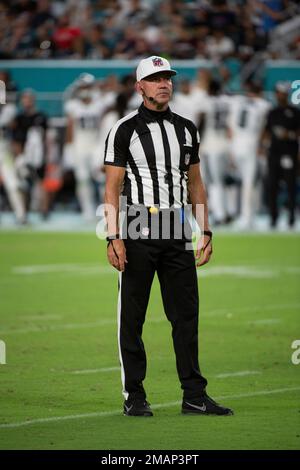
[104,111,138,167]
[104,124,128,167]
[185,120,200,165]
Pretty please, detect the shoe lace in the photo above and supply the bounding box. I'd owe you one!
[127,399,150,407]
[203,394,219,406]
[136,399,150,406]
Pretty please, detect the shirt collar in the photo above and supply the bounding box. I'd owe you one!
[138,103,174,123]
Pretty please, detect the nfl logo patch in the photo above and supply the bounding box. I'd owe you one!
[152,57,164,67]
[185,153,191,165]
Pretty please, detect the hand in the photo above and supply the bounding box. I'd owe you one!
[195,235,213,267]
[107,239,128,272]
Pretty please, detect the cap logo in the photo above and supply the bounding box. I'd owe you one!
[152,57,164,67]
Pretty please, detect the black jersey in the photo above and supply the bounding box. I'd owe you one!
[265,105,300,157]
[12,111,47,145]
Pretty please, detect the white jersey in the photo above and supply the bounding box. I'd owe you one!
[190,87,208,108]
[96,107,135,168]
[0,103,16,140]
[171,87,210,125]
[200,94,231,154]
[229,95,271,157]
[65,92,115,146]
[0,103,17,129]
[127,92,142,112]
[171,92,200,126]
[65,98,105,143]
[0,103,17,160]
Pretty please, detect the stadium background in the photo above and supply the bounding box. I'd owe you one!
[0,0,299,451]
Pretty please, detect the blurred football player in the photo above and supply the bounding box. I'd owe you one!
[64,73,115,220]
[11,90,48,217]
[228,81,271,229]
[199,79,231,224]
[94,87,135,203]
[0,100,26,224]
[171,78,202,125]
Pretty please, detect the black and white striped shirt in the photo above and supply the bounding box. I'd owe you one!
[104,103,200,208]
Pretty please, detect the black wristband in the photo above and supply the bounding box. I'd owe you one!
[203,230,213,239]
[106,234,120,242]
[202,230,213,252]
[106,234,120,250]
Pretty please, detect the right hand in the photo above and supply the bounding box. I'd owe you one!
[195,235,213,267]
[107,239,128,272]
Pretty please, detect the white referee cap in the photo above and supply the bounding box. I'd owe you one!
[136,56,177,81]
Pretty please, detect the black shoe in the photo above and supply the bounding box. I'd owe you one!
[123,399,153,417]
[182,394,233,416]
[224,215,234,225]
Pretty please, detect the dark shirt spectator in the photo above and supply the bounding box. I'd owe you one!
[207,0,237,34]
[9,0,36,16]
[31,0,55,29]
[32,24,56,58]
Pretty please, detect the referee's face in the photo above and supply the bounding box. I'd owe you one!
[138,71,173,107]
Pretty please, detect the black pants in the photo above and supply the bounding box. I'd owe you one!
[268,155,297,226]
[117,224,207,402]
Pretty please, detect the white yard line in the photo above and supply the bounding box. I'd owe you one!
[1,303,298,335]
[66,368,261,378]
[70,367,120,374]
[0,386,299,429]
[23,314,63,321]
[12,264,114,275]
[197,266,277,278]
[0,317,165,335]
[205,303,300,317]
[0,319,115,335]
[214,370,261,379]
[11,264,300,278]
[247,318,281,325]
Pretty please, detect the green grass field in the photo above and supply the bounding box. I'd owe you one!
[0,231,299,450]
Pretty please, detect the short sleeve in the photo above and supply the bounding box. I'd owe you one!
[185,120,200,165]
[104,121,129,168]
[64,99,76,116]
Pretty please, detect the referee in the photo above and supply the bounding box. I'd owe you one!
[104,56,233,417]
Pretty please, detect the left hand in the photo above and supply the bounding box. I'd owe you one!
[195,234,213,267]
